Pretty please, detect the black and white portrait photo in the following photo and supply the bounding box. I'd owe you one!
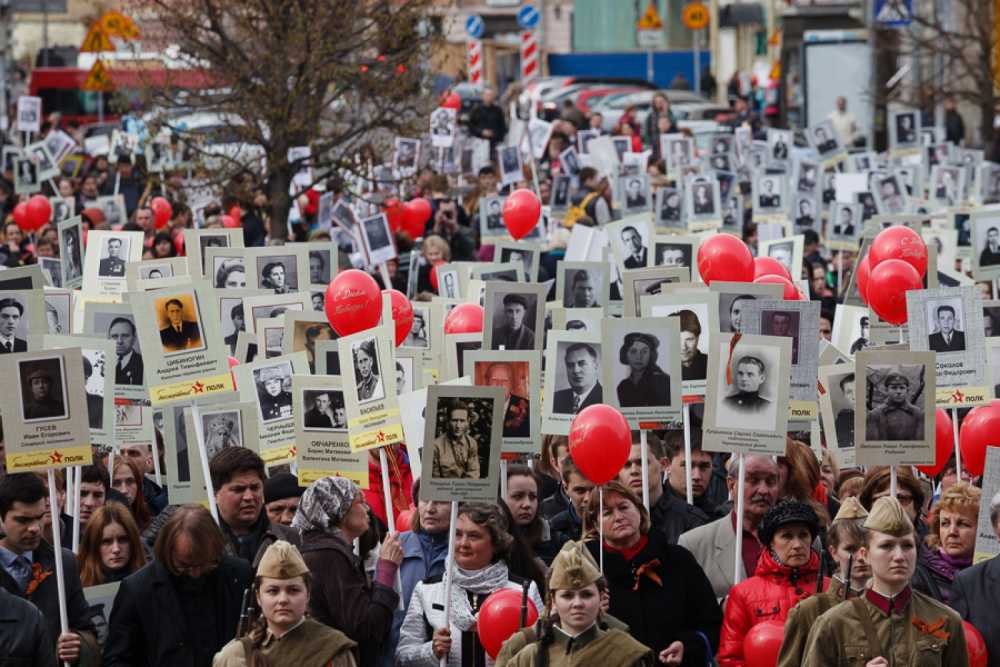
[97,196,126,229]
[254,362,293,423]
[14,157,39,192]
[716,349,779,432]
[768,130,791,169]
[654,241,692,268]
[863,365,926,441]
[761,310,801,364]
[766,240,794,275]
[622,176,650,213]
[498,246,537,282]
[721,294,756,334]
[811,121,840,155]
[98,236,129,278]
[550,175,571,211]
[394,138,419,173]
[429,108,456,147]
[102,315,143,386]
[60,225,83,283]
[18,356,69,422]
[39,257,61,287]
[616,224,649,269]
[431,397,493,479]
[793,195,817,230]
[932,166,961,208]
[352,337,385,404]
[690,180,716,217]
[214,258,247,289]
[257,256,297,294]
[360,214,396,265]
[876,175,907,214]
[221,300,244,355]
[926,299,966,353]
[499,145,522,185]
[973,212,1000,278]
[663,136,691,172]
[559,146,580,176]
[404,306,429,349]
[831,203,860,239]
[613,330,672,409]
[302,389,346,431]
[551,341,603,415]
[755,175,783,212]
[140,263,174,280]
[561,267,604,308]
[0,296,28,353]
[656,188,683,227]
[201,410,243,460]
[892,111,919,148]
[309,250,332,286]
[50,197,73,223]
[481,196,505,232]
[489,292,538,351]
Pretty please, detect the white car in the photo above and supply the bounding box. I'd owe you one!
[162,111,267,171]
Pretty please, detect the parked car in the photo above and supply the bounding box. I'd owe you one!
[594,89,708,133]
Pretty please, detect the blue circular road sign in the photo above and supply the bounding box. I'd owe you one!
[517,4,540,30]
[465,14,485,39]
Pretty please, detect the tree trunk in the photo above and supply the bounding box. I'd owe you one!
[267,167,293,244]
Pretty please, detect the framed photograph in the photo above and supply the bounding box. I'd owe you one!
[394,349,424,396]
[49,196,75,225]
[828,203,863,249]
[281,311,336,374]
[359,213,398,266]
[1,348,90,472]
[494,240,542,283]
[420,384,503,501]
[241,293,309,337]
[549,175,572,213]
[43,290,72,335]
[818,363,858,465]
[444,332,482,381]
[470,261,522,283]
[483,282,546,352]
[766,129,792,171]
[559,146,581,177]
[601,317,683,427]
[26,141,58,182]
[0,291,45,354]
[791,193,820,233]
[685,174,721,226]
[158,392,232,502]
[889,109,921,151]
[337,324,404,452]
[620,175,651,215]
[466,350,540,453]
[577,129,599,155]
[393,137,420,175]
[479,196,506,239]
[642,292,720,396]
[702,333,793,455]
[83,302,146,399]
[184,401,260,497]
[498,145,523,186]
[930,165,964,209]
[809,119,844,161]
[652,233,699,273]
[182,229,245,278]
[971,207,1000,281]
[429,107,457,148]
[872,174,910,215]
[906,286,991,406]
[753,173,787,219]
[434,262,469,300]
[711,281,784,334]
[557,261,610,310]
[605,218,651,270]
[299,241,335,287]
[257,316,286,359]
[856,350,936,466]
[622,266,688,317]
[245,246,309,294]
[13,156,40,194]
[293,375,367,487]
[81,230,143,297]
[233,351,310,461]
[541,330,602,435]
[759,236,804,280]
[661,134,693,174]
[654,187,684,231]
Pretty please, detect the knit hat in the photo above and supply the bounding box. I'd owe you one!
[264,472,304,505]
[832,496,868,523]
[257,540,309,580]
[863,496,913,537]
[758,500,820,546]
[548,541,602,591]
[291,476,360,533]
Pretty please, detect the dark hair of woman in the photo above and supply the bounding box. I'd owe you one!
[495,499,547,596]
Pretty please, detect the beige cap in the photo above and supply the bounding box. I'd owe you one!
[548,541,601,591]
[863,496,914,537]
[833,496,869,523]
[256,540,309,580]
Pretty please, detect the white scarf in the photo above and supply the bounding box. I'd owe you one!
[446,560,510,632]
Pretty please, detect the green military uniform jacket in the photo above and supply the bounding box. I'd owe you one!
[498,623,653,667]
[779,578,866,667]
[213,617,357,667]
[801,586,968,667]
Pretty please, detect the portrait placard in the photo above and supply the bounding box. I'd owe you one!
[970,206,1000,281]
[606,218,652,271]
[465,349,541,454]
[244,246,310,294]
[650,234,700,278]
[752,172,787,221]
[359,213,398,266]
[542,330,602,436]
[684,174,722,229]
[400,376,472,480]
[184,402,259,502]
[818,363,858,468]
[293,375,368,487]
[622,266,689,317]
[204,247,249,290]
[702,333,792,455]
[296,241,337,288]
[0,348,92,472]
[256,316,286,359]
[0,290,45,355]
[185,229,245,279]
[281,310,336,374]
[740,299,821,419]
[82,302,147,401]
[434,262,469,300]
[483,282,546,352]
[470,261,523,283]
[130,281,233,405]
[759,237,803,281]
[43,290,73,336]
[905,286,991,406]
[889,109,921,153]
[654,186,686,231]
[828,202,863,250]
[556,261,611,310]
[419,384,504,502]
[973,446,1000,563]
[82,230,144,298]
[337,324,404,452]
[479,196,507,240]
[710,281,784,334]
[444,332,483,381]
[126,257,189,291]
[601,317,682,428]
[83,582,120,648]
[394,349,424,396]
[494,240,542,283]
[642,291,720,396]
[57,217,85,289]
[832,304,872,357]
[114,404,155,451]
[232,352,309,466]
[855,350,936,466]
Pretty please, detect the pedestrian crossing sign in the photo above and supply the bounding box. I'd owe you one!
[638,2,664,30]
[82,60,115,92]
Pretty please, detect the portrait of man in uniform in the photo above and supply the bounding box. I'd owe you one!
[303,390,345,431]
[352,338,385,404]
[19,359,68,422]
[254,363,293,423]
[723,355,772,415]
[432,399,482,479]
[865,370,924,441]
[98,237,127,278]
[564,269,600,308]
[404,308,428,348]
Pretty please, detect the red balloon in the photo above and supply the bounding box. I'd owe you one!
[753,274,799,300]
[444,303,483,334]
[502,189,541,240]
[743,620,785,667]
[569,404,631,485]
[23,195,52,232]
[227,205,243,225]
[384,198,405,233]
[476,588,539,659]
[440,92,461,110]
[869,226,928,278]
[917,409,954,477]
[324,269,382,337]
[867,259,922,325]
[174,232,185,255]
[697,234,754,284]
[753,256,792,282]
[395,508,414,532]
[151,196,172,230]
[386,289,413,347]
[856,254,872,303]
[959,400,1000,476]
[12,202,28,230]
[963,621,988,667]
[429,260,446,292]
[402,198,431,239]
[221,215,239,228]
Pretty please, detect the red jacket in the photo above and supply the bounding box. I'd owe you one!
[718,548,826,667]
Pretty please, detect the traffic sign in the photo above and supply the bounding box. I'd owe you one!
[101,11,140,40]
[637,1,663,30]
[465,14,484,39]
[517,4,541,30]
[80,24,113,53]
[682,2,709,30]
[82,60,114,92]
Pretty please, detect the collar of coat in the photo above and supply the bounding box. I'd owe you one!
[865,584,912,615]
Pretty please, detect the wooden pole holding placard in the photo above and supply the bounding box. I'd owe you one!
[47,469,71,667]
[500,458,508,501]
[150,432,162,487]
[639,430,650,513]
[190,404,220,524]
[733,453,745,586]
[683,403,694,505]
[440,500,459,667]
[890,465,898,497]
[951,407,961,477]
[71,465,82,553]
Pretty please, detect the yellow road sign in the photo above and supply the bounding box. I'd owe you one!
[80,24,113,53]
[682,2,710,30]
[101,11,140,40]
[82,60,115,92]
[638,1,664,30]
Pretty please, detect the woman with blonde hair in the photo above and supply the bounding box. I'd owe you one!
[77,502,147,587]
[914,481,981,605]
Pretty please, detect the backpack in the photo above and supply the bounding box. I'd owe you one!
[562,191,601,228]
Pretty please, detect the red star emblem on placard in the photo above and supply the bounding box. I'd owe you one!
[951,389,965,403]
[49,451,63,464]
[376,431,386,443]
[288,446,297,457]
[191,381,205,394]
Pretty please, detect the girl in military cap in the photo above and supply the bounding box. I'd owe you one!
[213,539,358,667]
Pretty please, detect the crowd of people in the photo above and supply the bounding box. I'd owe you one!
[0,79,996,667]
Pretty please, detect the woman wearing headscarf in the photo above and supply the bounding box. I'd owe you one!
[213,540,357,667]
[717,500,824,667]
[498,541,654,666]
[294,476,403,667]
[396,502,544,666]
[616,333,671,408]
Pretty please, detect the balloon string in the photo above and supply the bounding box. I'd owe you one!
[725,333,742,385]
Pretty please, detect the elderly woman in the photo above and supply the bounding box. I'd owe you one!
[498,541,654,666]
[585,481,721,666]
[396,502,544,666]
[214,540,357,666]
[616,333,671,408]
[951,491,1000,665]
[914,481,981,605]
[718,501,823,667]
[294,476,403,667]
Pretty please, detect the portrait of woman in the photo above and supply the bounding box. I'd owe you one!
[353,338,385,403]
[616,332,670,408]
